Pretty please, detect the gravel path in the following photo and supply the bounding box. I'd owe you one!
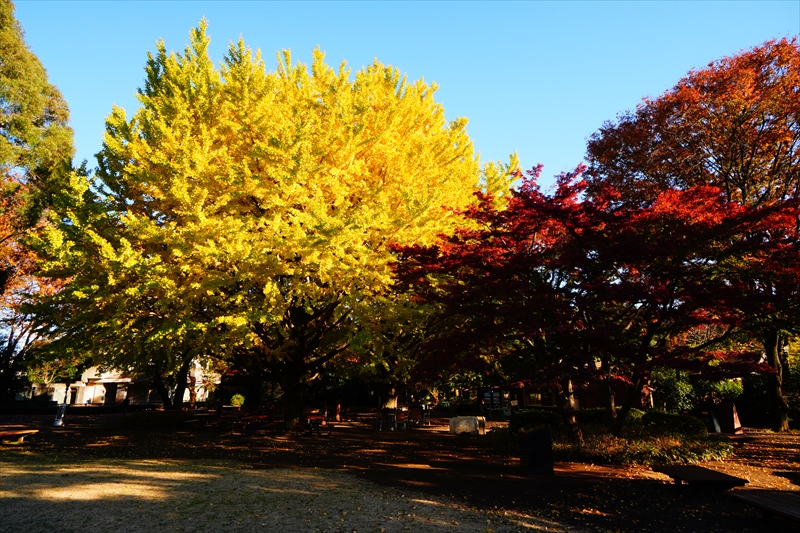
[0,456,586,533]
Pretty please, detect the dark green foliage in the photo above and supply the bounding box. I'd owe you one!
[641,411,707,436]
[0,0,73,211]
[694,378,744,403]
[651,367,696,412]
[508,408,562,434]
[574,407,645,426]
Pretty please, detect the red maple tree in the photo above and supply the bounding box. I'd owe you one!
[585,38,800,430]
[393,167,799,437]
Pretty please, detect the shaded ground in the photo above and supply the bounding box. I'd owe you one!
[2,413,799,532]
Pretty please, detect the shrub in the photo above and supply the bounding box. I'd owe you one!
[641,411,707,436]
[626,408,646,423]
[553,434,732,465]
[230,394,245,407]
[651,367,696,411]
[509,409,562,434]
[574,407,645,426]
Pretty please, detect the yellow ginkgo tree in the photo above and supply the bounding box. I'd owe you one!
[30,21,517,419]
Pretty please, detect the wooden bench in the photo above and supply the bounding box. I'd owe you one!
[652,465,748,490]
[729,490,800,522]
[0,429,39,444]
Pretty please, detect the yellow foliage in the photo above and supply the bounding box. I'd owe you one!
[34,20,517,383]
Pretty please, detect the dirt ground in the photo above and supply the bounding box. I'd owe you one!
[1,413,799,532]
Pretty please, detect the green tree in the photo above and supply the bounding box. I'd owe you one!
[30,21,516,420]
[0,0,73,226]
[0,0,73,398]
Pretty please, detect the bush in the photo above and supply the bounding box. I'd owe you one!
[230,394,245,407]
[625,408,646,423]
[553,434,733,465]
[641,411,707,436]
[574,407,645,426]
[651,367,696,411]
[509,409,562,434]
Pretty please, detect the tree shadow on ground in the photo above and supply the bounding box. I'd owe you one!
[2,415,799,532]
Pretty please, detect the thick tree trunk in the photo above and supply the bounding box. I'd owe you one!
[763,329,790,431]
[279,377,308,429]
[188,374,197,408]
[244,375,263,413]
[171,358,192,410]
[152,370,173,410]
[554,378,583,442]
[612,372,646,436]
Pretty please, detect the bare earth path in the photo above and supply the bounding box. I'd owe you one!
[1,414,798,532]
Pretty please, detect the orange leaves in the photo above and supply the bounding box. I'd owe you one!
[587,38,800,208]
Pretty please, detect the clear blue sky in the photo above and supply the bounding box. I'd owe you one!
[15,0,800,188]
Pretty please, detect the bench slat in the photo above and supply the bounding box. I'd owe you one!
[0,429,39,437]
[729,490,800,522]
[0,429,39,444]
[653,465,748,487]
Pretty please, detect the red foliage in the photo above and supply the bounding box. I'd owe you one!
[586,38,800,207]
[392,168,800,394]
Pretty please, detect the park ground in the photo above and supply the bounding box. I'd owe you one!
[1,413,799,532]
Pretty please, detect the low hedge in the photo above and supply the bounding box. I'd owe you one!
[554,434,733,465]
[641,411,707,436]
[574,407,645,425]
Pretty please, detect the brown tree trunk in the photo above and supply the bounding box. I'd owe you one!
[152,370,173,410]
[188,374,197,408]
[602,374,617,426]
[244,375,263,413]
[763,329,790,431]
[554,378,583,442]
[171,358,192,410]
[279,377,308,429]
[612,372,646,436]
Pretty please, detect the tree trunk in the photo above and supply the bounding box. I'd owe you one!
[152,370,173,410]
[554,378,582,442]
[612,372,646,436]
[763,329,790,431]
[280,377,308,429]
[188,374,197,408]
[171,358,192,410]
[244,375,263,413]
[602,377,616,426]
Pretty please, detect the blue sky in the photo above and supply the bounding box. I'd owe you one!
[15,0,800,188]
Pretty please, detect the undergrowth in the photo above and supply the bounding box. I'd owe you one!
[490,414,734,466]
